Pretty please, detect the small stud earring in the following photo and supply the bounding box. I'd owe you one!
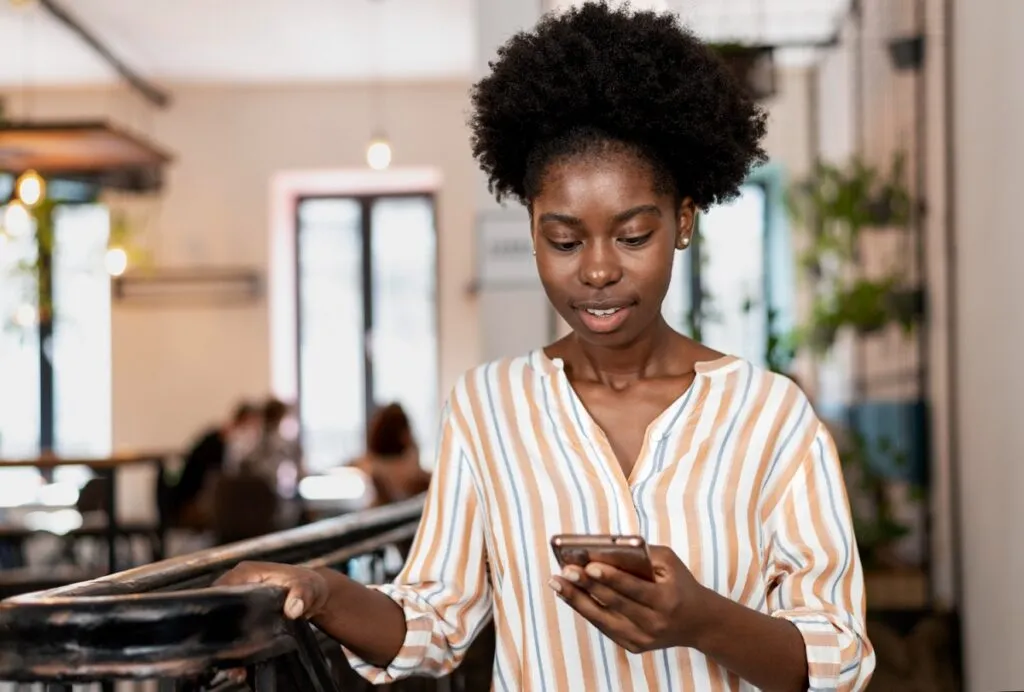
[532,247,537,256]
[678,236,690,249]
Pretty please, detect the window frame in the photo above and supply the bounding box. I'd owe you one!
[0,189,108,457]
[292,191,441,462]
[684,164,791,367]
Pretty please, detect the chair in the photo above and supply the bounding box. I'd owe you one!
[209,474,279,545]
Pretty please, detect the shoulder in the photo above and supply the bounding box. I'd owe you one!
[704,358,823,447]
[446,350,547,404]
[441,351,549,438]
[703,357,806,402]
[196,429,225,450]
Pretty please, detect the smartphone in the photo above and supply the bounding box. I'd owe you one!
[550,534,655,581]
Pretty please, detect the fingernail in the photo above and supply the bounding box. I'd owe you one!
[585,565,603,579]
[548,579,562,593]
[285,597,305,619]
[562,569,580,582]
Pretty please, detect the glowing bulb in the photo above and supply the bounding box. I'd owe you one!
[16,170,45,207]
[366,137,392,170]
[14,303,37,327]
[105,247,128,276]
[3,201,32,237]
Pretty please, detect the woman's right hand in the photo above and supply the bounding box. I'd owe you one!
[215,561,329,620]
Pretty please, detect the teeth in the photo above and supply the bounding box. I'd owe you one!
[586,308,621,317]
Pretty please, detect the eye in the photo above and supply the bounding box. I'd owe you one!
[547,239,581,252]
[619,231,654,248]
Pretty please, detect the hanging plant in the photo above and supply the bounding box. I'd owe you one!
[0,191,142,334]
[798,276,924,355]
[787,151,913,277]
[785,150,921,354]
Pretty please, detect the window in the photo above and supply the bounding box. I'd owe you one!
[0,210,41,459]
[295,194,438,472]
[0,202,112,491]
[663,182,774,366]
[51,205,113,484]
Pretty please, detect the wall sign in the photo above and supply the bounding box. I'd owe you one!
[474,209,540,289]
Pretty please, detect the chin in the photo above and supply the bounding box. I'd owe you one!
[571,324,639,348]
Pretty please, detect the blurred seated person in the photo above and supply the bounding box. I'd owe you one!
[158,401,261,529]
[205,398,306,540]
[236,397,305,498]
[351,403,431,507]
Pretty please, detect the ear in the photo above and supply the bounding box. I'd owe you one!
[528,203,540,256]
[675,197,697,250]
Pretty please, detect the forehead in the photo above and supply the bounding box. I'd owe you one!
[533,150,665,213]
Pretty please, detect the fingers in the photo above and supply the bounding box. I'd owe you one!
[558,565,655,619]
[580,562,660,606]
[549,574,656,654]
[214,560,270,587]
[213,562,317,620]
[549,575,625,635]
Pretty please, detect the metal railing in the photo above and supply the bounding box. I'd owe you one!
[0,497,495,691]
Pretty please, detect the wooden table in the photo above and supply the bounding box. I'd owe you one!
[0,451,171,573]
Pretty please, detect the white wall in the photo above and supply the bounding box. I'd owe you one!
[474,0,556,362]
[952,1,1024,689]
[0,80,480,454]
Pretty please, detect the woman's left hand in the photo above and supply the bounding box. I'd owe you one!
[549,545,713,654]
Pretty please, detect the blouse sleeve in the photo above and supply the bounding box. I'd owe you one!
[343,398,492,683]
[765,423,876,691]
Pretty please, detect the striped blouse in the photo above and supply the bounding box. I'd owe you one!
[345,350,874,691]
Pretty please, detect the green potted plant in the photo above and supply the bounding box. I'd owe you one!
[787,151,921,353]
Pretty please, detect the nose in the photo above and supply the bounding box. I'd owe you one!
[578,240,622,288]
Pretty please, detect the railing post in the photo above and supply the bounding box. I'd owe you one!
[285,621,339,692]
[253,661,277,692]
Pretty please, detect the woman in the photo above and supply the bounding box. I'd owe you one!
[351,403,431,507]
[218,4,874,690]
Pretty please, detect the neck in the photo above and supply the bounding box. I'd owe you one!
[570,316,680,384]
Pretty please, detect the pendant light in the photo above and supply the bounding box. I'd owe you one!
[15,169,45,207]
[365,0,391,169]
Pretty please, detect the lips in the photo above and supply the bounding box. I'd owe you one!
[574,301,635,334]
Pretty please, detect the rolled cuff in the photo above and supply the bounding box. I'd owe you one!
[773,610,842,691]
[341,584,439,684]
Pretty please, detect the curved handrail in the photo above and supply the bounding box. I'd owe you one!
[7,495,424,601]
[0,585,294,680]
[0,496,426,682]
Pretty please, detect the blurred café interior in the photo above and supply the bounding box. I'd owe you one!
[0,0,1018,690]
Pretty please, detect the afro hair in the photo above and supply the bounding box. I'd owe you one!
[469,1,768,210]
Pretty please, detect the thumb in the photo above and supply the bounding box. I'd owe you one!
[284,588,307,619]
[648,545,684,579]
[282,581,319,620]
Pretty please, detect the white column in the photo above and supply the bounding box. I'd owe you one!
[953,1,1024,691]
[474,0,556,361]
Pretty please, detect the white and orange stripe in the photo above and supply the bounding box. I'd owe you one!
[345,350,874,691]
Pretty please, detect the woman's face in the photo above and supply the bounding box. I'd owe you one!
[531,149,694,349]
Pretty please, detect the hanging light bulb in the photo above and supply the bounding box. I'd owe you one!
[104,246,128,277]
[366,135,392,171]
[3,201,32,238]
[14,303,37,328]
[15,170,45,207]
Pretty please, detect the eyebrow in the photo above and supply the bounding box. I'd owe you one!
[537,204,662,228]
